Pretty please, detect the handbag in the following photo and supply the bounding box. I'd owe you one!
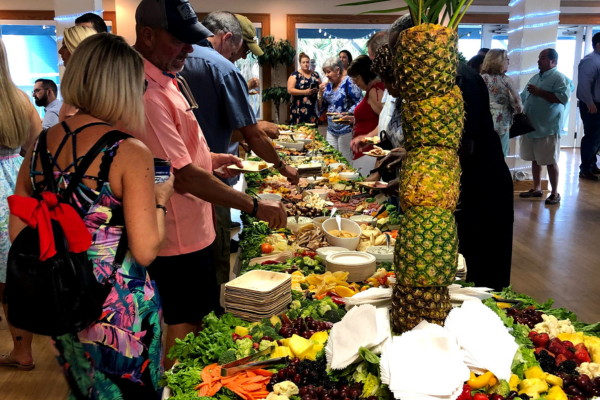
[510,113,535,138]
[4,129,129,336]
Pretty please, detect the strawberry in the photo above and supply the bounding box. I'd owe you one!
[562,341,576,352]
[575,348,591,363]
[555,354,568,366]
[529,330,538,338]
[457,384,472,400]
[560,347,574,360]
[548,341,565,356]
[532,333,550,349]
[575,343,588,352]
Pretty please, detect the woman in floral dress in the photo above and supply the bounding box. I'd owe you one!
[9,34,173,399]
[481,49,523,156]
[288,52,321,125]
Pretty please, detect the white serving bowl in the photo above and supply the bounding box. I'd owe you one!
[339,171,360,181]
[328,163,344,170]
[258,193,282,202]
[287,217,313,233]
[322,218,362,250]
[312,216,329,230]
[306,176,326,183]
[307,189,328,200]
[275,141,304,151]
[350,215,376,224]
[366,246,394,263]
[290,156,307,162]
[325,251,377,282]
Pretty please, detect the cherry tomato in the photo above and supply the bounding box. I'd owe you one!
[261,243,274,254]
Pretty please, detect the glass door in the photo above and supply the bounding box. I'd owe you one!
[556,26,582,147]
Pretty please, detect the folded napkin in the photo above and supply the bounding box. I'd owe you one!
[444,299,518,381]
[380,321,470,400]
[326,304,392,370]
[344,287,392,311]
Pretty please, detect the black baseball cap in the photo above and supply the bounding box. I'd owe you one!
[135,0,213,45]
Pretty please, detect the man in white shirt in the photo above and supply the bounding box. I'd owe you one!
[33,79,61,129]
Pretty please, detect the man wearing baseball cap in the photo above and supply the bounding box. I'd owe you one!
[132,0,288,370]
[229,14,264,61]
[179,11,299,307]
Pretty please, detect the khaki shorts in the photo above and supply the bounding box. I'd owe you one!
[520,134,560,166]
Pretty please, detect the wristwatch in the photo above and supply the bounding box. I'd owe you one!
[276,159,287,171]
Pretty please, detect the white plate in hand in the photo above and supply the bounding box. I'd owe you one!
[227,160,274,173]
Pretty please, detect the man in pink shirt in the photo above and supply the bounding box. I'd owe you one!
[133,0,287,369]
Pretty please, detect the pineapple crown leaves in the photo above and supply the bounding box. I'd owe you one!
[337,0,474,29]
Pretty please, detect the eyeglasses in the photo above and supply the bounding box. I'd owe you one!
[32,88,46,94]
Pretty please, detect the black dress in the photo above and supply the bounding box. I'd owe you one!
[290,71,320,125]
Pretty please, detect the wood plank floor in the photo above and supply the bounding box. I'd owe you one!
[2,148,600,399]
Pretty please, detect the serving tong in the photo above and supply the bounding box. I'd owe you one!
[220,346,288,377]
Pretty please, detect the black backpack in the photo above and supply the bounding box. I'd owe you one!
[4,129,130,337]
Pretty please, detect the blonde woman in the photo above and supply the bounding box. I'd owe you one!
[10,33,174,398]
[481,49,523,156]
[58,26,97,122]
[0,38,42,371]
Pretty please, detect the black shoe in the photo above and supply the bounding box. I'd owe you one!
[545,193,561,205]
[580,172,599,181]
[593,166,600,175]
[230,239,239,254]
[519,189,543,198]
[231,221,241,229]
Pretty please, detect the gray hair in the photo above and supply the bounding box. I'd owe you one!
[390,14,414,37]
[366,30,389,54]
[202,11,243,44]
[322,57,343,73]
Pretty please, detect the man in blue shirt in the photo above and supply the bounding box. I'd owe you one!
[577,32,600,180]
[180,11,299,285]
[33,79,61,129]
[519,49,573,205]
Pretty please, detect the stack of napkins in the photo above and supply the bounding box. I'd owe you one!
[380,321,470,400]
[444,299,518,380]
[326,305,392,370]
[448,284,494,307]
[344,287,392,311]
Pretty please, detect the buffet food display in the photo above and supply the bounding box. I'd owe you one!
[161,124,600,400]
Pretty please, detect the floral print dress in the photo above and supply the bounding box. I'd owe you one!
[30,125,163,400]
[0,147,23,283]
[290,71,320,125]
[481,73,523,156]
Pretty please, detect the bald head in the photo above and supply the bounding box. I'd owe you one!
[367,30,389,60]
[388,14,414,54]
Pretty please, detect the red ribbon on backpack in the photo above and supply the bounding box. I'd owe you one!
[8,192,92,261]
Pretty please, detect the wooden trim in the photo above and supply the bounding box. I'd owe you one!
[195,12,272,121]
[560,14,600,25]
[441,13,600,25]
[461,13,508,24]
[0,10,54,20]
[103,11,116,34]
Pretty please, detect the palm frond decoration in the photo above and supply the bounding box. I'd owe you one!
[337,0,474,29]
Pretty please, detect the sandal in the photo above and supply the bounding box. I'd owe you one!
[0,353,35,371]
[519,189,543,198]
[545,193,561,205]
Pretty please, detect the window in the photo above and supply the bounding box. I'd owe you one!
[297,26,386,78]
[235,26,262,120]
[492,34,508,50]
[458,25,482,61]
[1,23,59,118]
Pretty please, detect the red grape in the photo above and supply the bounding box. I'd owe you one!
[576,375,591,389]
[299,388,308,396]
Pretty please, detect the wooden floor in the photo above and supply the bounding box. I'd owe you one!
[2,148,600,399]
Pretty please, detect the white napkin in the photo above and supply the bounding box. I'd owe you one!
[329,305,379,370]
[444,299,518,381]
[344,287,392,311]
[381,321,470,400]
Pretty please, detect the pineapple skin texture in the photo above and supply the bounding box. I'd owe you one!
[394,206,458,287]
[391,24,463,334]
[399,147,461,212]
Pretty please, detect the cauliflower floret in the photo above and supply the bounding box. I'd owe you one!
[534,315,575,339]
[265,393,288,400]
[273,381,299,397]
[577,362,600,379]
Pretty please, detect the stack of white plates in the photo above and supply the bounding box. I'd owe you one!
[224,270,292,321]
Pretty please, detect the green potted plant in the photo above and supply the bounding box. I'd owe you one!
[258,36,296,123]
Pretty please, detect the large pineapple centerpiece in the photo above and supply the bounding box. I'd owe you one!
[390,1,473,334]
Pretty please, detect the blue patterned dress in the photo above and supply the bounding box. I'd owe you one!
[0,147,23,283]
[29,125,163,400]
[290,71,320,125]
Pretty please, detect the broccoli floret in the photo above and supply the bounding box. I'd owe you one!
[300,283,309,290]
[259,340,275,352]
[218,349,237,365]
[337,308,347,319]
[318,304,332,316]
[489,380,510,397]
[290,300,302,310]
[321,296,339,310]
[323,309,342,323]
[303,257,318,267]
[235,338,255,360]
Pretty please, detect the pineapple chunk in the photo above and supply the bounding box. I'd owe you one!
[546,386,568,400]
[584,335,600,363]
[304,343,324,361]
[272,346,292,359]
[279,338,291,347]
[558,332,584,346]
[509,374,521,391]
[310,331,329,345]
[270,316,282,327]
[235,326,249,336]
[289,334,314,359]
[525,366,547,380]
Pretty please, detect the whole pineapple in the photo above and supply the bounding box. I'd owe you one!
[388,1,471,334]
